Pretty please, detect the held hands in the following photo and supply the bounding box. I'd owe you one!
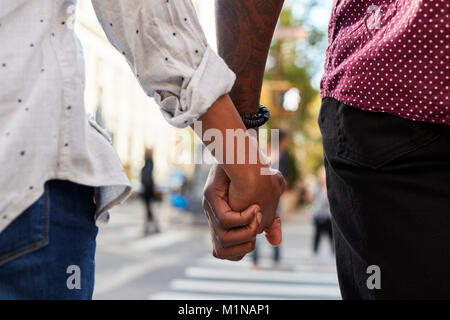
[203,164,285,261]
[196,95,285,261]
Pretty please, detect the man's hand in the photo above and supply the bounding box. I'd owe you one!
[203,164,284,261]
[203,165,259,260]
[227,164,285,237]
[195,95,285,261]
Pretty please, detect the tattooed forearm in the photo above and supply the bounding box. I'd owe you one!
[216,0,284,115]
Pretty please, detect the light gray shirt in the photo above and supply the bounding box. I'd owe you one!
[0,0,236,233]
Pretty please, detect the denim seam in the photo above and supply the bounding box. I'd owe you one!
[0,186,50,267]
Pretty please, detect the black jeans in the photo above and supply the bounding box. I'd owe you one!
[319,97,450,300]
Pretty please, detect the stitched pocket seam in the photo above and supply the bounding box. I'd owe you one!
[336,106,441,169]
[338,132,441,169]
[0,189,50,267]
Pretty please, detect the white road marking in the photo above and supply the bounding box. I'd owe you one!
[128,230,195,252]
[94,255,180,295]
[169,279,341,299]
[149,291,288,300]
[196,256,337,273]
[185,267,338,285]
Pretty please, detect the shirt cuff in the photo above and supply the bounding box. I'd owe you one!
[158,46,236,128]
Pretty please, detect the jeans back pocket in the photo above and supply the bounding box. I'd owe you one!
[335,102,441,169]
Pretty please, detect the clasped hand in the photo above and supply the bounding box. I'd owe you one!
[203,163,285,261]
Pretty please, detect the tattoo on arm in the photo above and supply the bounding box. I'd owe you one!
[216,0,284,115]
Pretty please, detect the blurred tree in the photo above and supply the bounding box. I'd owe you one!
[264,2,327,179]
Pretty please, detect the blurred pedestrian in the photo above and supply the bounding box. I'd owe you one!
[311,166,333,255]
[141,149,159,235]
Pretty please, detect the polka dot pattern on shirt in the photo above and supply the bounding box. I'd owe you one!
[321,0,450,124]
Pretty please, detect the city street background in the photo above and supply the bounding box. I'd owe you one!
[93,200,340,300]
[73,0,338,301]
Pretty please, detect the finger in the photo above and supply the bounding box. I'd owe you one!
[202,198,219,234]
[228,255,246,262]
[204,165,230,200]
[207,198,259,229]
[204,201,257,258]
[214,240,256,260]
[277,172,287,194]
[271,169,287,194]
[264,212,282,247]
[213,248,245,261]
[220,212,259,248]
[256,171,286,234]
[257,208,277,234]
[204,166,259,229]
[203,199,225,244]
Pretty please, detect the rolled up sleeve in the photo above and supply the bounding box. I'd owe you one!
[91,0,236,128]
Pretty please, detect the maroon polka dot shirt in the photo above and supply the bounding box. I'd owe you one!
[321,0,450,124]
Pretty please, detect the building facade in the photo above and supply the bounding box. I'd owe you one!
[75,1,216,186]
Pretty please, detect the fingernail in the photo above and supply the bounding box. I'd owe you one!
[256,212,263,225]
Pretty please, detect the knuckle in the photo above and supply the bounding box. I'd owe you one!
[216,213,227,228]
[215,249,225,259]
[203,185,213,199]
[213,230,221,243]
[244,211,254,224]
[217,230,228,245]
[202,198,208,211]
[278,174,286,186]
[275,171,284,182]
[275,174,287,194]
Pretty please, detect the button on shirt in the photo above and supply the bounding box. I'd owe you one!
[321,0,450,124]
[0,0,236,233]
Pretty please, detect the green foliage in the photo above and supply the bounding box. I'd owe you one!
[264,4,326,180]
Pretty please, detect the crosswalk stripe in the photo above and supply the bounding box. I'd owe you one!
[196,256,337,273]
[169,279,341,299]
[128,230,195,252]
[185,267,339,285]
[149,291,282,300]
[196,257,253,268]
[95,254,180,295]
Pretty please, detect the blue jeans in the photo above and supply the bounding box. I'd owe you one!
[252,236,281,265]
[0,180,98,299]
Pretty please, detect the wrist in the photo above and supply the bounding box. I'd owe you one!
[194,94,270,182]
[222,150,269,185]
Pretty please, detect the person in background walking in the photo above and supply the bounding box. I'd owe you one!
[141,149,159,235]
[311,166,333,255]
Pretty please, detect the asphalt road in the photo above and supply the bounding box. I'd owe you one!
[93,199,340,300]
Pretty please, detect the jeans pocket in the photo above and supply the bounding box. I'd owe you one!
[335,102,441,169]
[0,189,50,267]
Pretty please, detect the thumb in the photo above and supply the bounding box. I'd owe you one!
[264,213,282,247]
